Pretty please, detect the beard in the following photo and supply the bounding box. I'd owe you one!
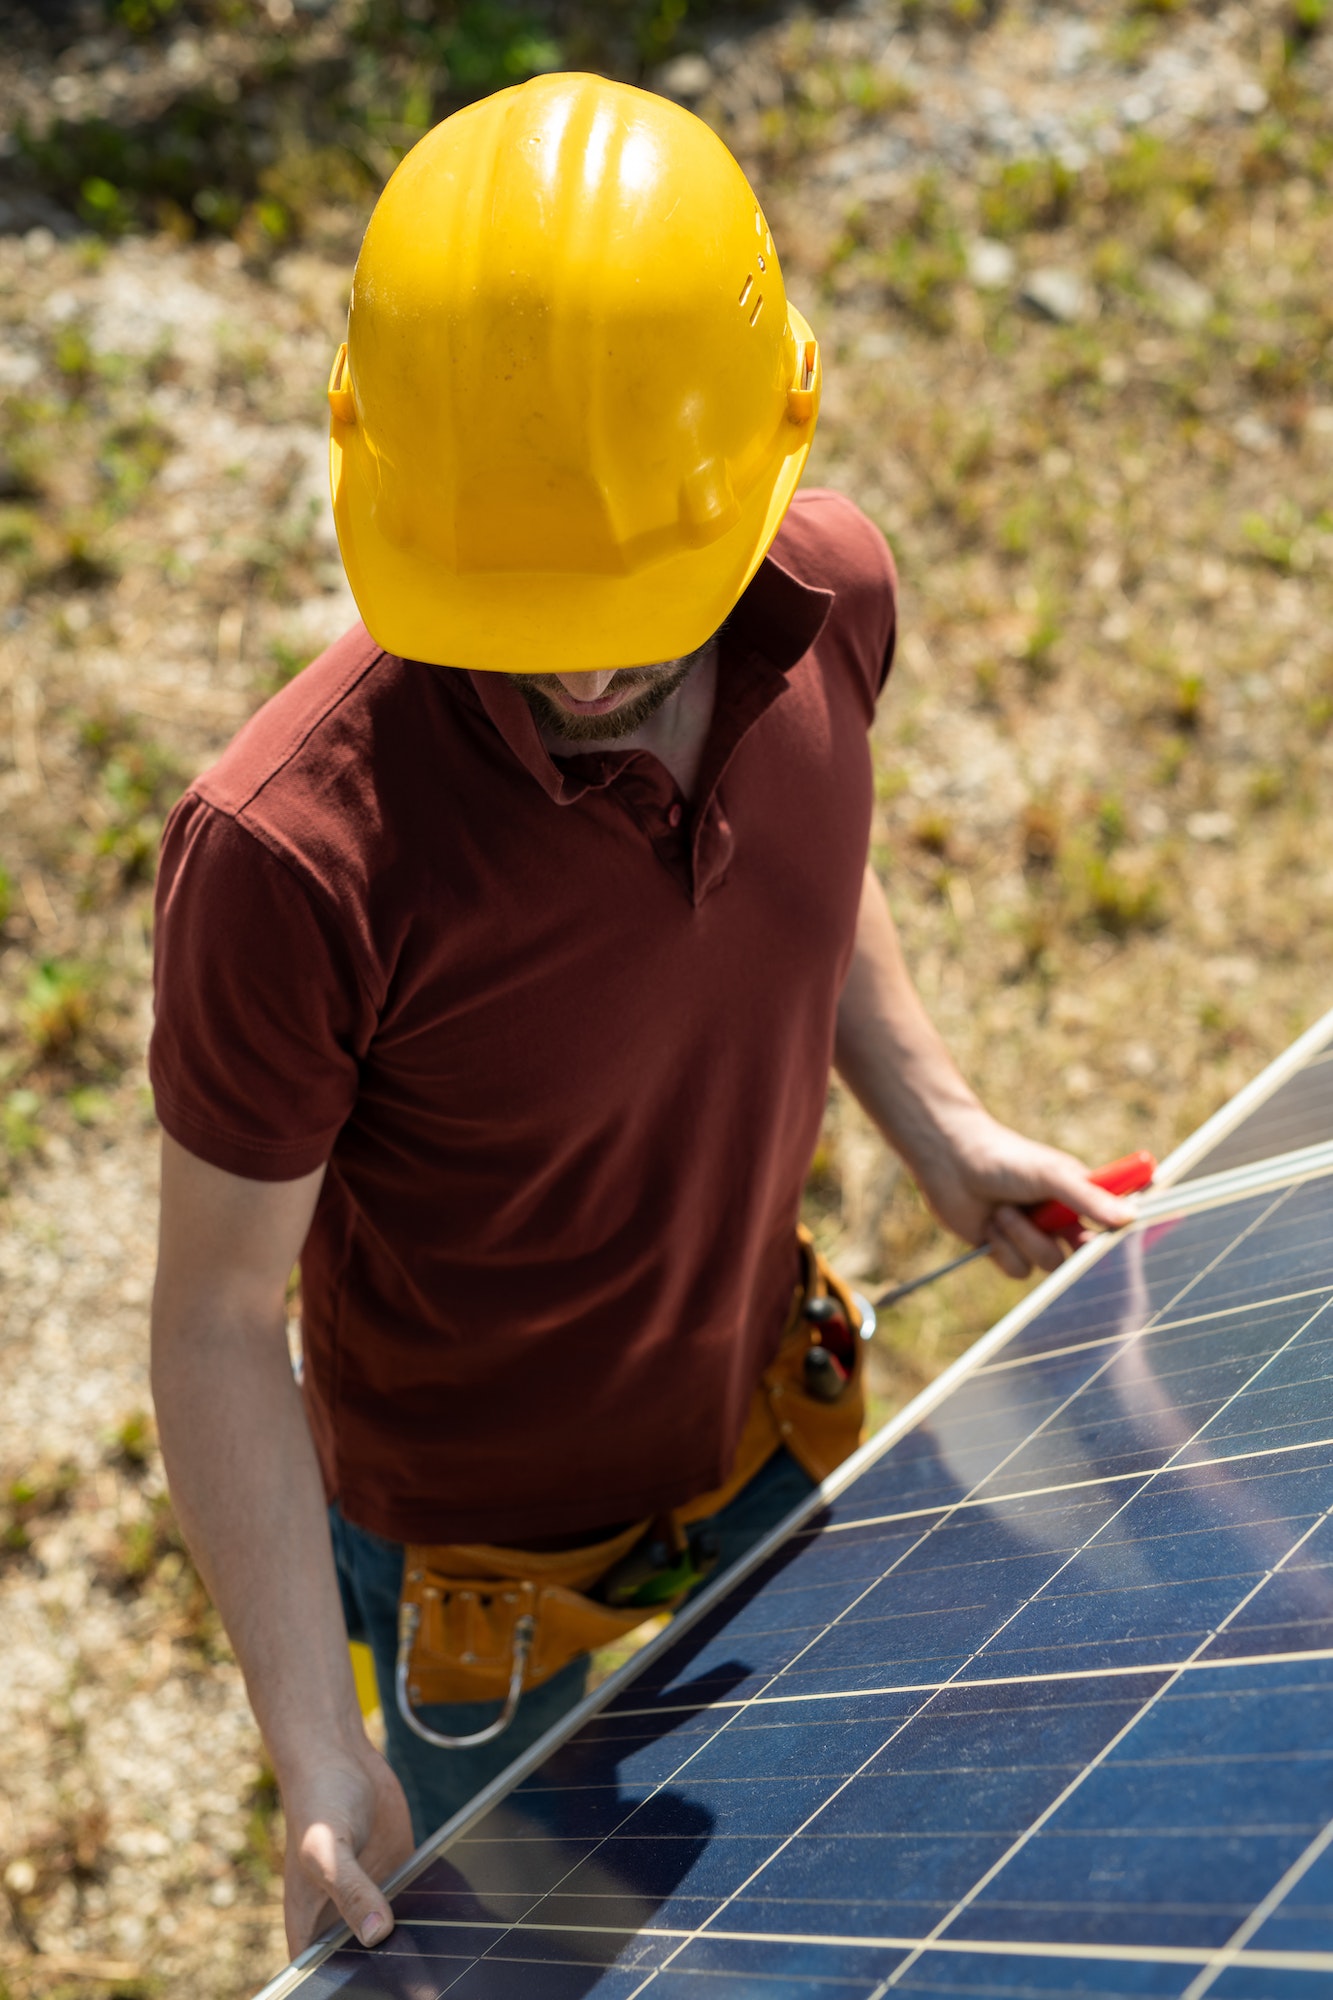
[509,648,705,744]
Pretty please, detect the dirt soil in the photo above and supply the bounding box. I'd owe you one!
[1,2,1331,1994]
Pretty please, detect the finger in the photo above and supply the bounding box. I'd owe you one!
[299,1821,394,1951]
[1040,1152,1137,1231]
[996,1203,1070,1273]
[984,1219,1032,1280]
[285,1878,338,1961]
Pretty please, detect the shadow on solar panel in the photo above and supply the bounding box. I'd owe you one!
[259,1008,1333,2000]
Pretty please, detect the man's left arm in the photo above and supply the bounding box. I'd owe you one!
[834,864,1133,1276]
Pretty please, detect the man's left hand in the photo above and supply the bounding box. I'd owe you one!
[910,1108,1137,1278]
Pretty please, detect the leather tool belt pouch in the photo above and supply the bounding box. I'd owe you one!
[396,1229,865,1745]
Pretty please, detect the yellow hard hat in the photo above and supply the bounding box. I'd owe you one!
[327,72,820,672]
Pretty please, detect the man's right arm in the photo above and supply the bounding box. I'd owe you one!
[151,1132,413,1956]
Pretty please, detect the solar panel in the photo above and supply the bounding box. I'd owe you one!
[258,1015,1333,2000]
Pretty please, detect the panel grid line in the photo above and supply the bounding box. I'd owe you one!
[262,1078,1333,2000]
[1180,1811,1333,1999]
[874,1468,1333,1991]
[587,1644,1333,1719]
[453,1187,1302,1991]
[725,1291,1333,1994]
[974,1281,1333,1378]
[442,1180,1309,1995]
[820,1429,1333,1536]
[351,1916,1333,1977]
[606,1197,1320,1998]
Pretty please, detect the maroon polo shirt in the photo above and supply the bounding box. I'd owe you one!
[149,489,897,1544]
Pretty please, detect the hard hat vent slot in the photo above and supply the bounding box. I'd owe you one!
[327,341,356,425]
[739,275,753,307]
[748,294,764,328]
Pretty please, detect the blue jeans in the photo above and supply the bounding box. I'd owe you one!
[330,1448,816,1845]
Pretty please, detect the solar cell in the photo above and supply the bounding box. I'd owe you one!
[259,1042,1333,2000]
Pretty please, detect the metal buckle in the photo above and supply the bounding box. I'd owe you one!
[394,1600,535,1750]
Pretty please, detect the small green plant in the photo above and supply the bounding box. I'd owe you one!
[873,764,909,806]
[913,810,952,857]
[980,156,1081,239]
[20,961,94,1061]
[1242,504,1318,573]
[1021,596,1062,679]
[98,419,174,514]
[52,323,95,391]
[77,709,183,890]
[1288,0,1329,44]
[1020,803,1061,871]
[973,658,1000,705]
[880,234,965,335]
[0,506,37,561]
[2,1089,43,1159]
[67,1085,112,1125]
[101,1492,224,1655]
[266,639,311,690]
[1153,737,1188,786]
[1006,900,1060,982]
[2,1459,79,1558]
[237,1764,283,1890]
[115,0,179,28]
[900,0,1000,26]
[842,61,915,116]
[998,496,1041,559]
[78,175,135,236]
[1065,843,1166,938]
[876,173,966,334]
[110,1410,155,1473]
[1095,795,1128,851]
[1169,672,1205,731]
[48,519,118,589]
[1248,767,1286,810]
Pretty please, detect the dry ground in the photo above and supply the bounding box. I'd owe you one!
[1,2,1331,1994]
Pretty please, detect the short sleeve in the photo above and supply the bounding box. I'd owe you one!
[825,493,897,710]
[769,490,898,721]
[149,793,369,1181]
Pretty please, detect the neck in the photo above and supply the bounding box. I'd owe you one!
[537,642,719,801]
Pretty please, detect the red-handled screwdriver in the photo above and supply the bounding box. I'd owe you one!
[872,1150,1158,1311]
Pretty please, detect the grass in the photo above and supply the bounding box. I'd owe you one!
[74,709,184,893]
[91,1475,226,1661]
[19,962,97,1063]
[765,5,1333,1361]
[108,1409,154,1473]
[3,1090,43,1165]
[2,1460,80,1559]
[235,1765,283,1892]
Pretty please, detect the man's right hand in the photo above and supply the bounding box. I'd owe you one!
[282,1743,415,1956]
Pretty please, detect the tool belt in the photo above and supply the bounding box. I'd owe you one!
[395,1231,867,1749]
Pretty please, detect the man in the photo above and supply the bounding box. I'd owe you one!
[149,74,1130,1960]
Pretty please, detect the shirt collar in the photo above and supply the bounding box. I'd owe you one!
[455,542,834,805]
